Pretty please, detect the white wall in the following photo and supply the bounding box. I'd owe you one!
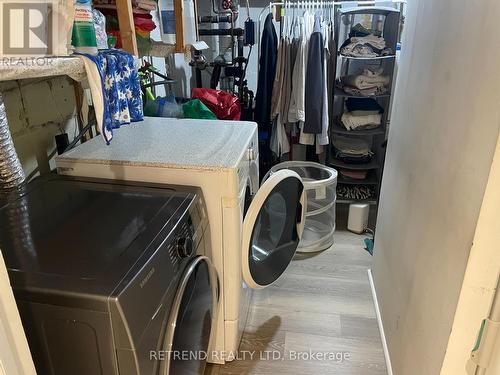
[0,252,36,375]
[1,77,78,179]
[372,0,500,374]
[245,0,271,94]
[440,135,500,374]
[149,11,195,98]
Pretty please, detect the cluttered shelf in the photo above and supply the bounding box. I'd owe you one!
[330,5,400,209]
[338,54,396,60]
[330,122,385,135]
[334,87,391,98]
[327,157,380,170]
[337,175,379,185]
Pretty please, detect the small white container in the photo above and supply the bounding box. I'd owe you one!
[347,203,370,234]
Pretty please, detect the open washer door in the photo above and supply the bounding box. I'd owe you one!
[241,170,306,289]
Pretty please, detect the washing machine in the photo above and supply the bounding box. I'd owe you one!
[56,117,307,364]
[0,175,218,374]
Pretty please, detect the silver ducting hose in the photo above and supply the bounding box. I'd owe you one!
[0,92,34,260]
[5,190,37,260]
[0,92,25,190]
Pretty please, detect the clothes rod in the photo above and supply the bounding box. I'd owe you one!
[268,0,406,5]
[257,0,405,72]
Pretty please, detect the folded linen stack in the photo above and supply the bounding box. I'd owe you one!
[332,136,373,164]
[94,0,157,49]
[341,98,384,131]
[338,67,390,96]
[339,169,369,180]
[340,24,394,57]
[132,0,157,46]
[133,0,157,12]
[341,113,381,130]
[349,23,381,38]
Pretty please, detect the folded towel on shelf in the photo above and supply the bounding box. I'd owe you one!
[134,14,157,33]
[341,34,394,57]
[332,135,373,153]
[339,169,369,180]
[341,112,382,130]
[336,66,390,97]
[362,66,384,77]
[133,0,157,11]
[343,44,379,58]
[333,151,373,164]
[341,73,390,90]
[337,81,389,97]
[351,35,386,50]
[349,23,381,38]
[345,98,384,116]
[76,50,144,144]
[337,76,390,97]
[332,136,373,163]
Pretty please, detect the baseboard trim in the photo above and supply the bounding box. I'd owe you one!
[368,269,394,375]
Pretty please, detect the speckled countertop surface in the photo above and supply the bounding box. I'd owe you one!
[57,117,258,170]
[0,57,86,82]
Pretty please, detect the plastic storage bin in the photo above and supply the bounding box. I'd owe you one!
[264,162,338,253]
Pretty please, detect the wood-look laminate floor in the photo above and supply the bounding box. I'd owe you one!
[206,226,386,375]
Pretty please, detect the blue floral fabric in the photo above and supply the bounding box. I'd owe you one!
[79,50,143,144]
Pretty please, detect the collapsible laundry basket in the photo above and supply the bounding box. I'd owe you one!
[263,162,338,253]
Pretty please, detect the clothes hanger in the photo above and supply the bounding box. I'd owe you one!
[285,0,290,37]
[282,0,286,37]
[287,0,291,37]
[291,0,297,37]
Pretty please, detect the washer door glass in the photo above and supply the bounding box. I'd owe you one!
[241,170,306,289]
[161,256,218,375]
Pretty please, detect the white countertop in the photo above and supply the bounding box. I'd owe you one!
[57,117,258,170]
[0,56,86,82]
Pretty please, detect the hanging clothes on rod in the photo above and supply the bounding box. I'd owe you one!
[261,1,336,158]
[255,13,278,133]
[257,0,404,159]
[303,12,324,135]
[270,1,293,156]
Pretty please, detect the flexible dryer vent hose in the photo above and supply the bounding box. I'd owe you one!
[0,92,25,190]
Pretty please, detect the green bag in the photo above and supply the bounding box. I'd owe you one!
[182,99,217,120]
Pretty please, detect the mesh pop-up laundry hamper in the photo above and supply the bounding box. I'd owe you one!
[263,162,338,253]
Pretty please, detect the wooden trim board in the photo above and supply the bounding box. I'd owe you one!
[116,0,139,56]
[174,0,184,53]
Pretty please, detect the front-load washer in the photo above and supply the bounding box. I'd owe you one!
[56,117,307,364]
[0,175,218,374]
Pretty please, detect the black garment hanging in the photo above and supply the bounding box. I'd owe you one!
[255,13,278,129]
[303,20,324,134]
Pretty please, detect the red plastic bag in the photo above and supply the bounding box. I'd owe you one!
[192,88,241,121]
